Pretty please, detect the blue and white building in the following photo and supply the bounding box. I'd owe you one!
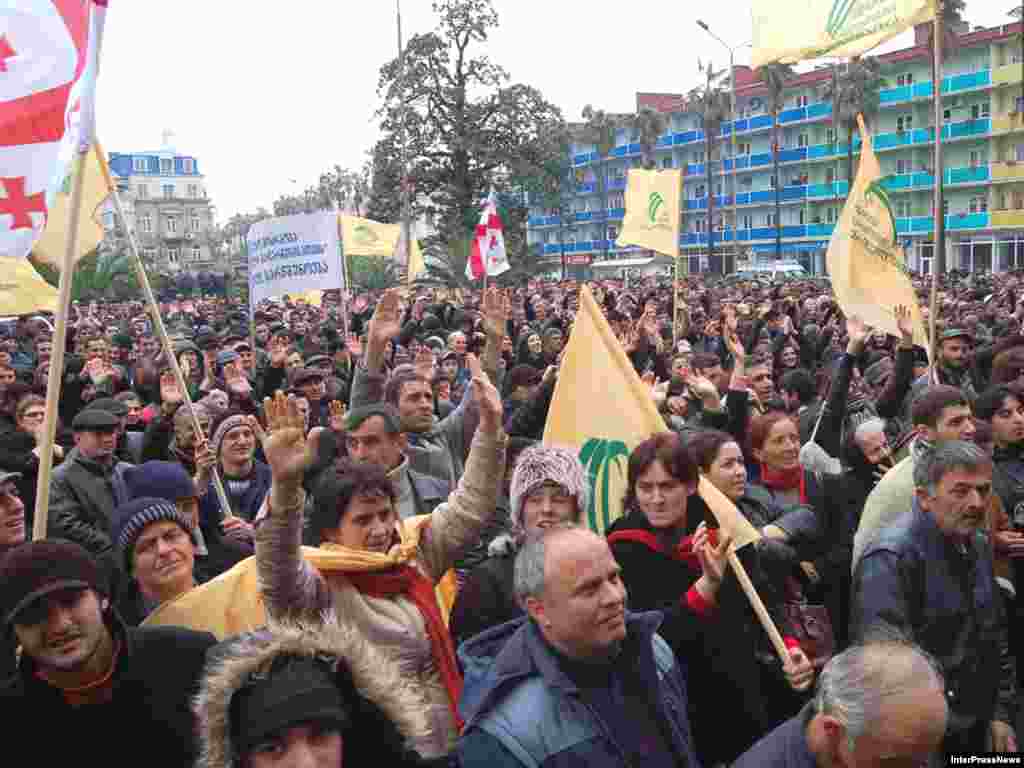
[528,19,1024,277]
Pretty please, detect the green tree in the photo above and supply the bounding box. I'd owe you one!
[758,62,797,261]
[625,107,668,170]
[580,105,619,264]
[365,135,405,224]
[420,235,474,289]
[69,250,135,301]
[348,253,400,291]
[689,64,731,274]
[374,0,563,246]
[820,56,886,199]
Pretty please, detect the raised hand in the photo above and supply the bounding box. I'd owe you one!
[261,392,315,487]
[693,522,732,599]
[193,439,216,493]
[783,647,815,692]
[846,315,871,352]
[346,333,363,358]
[466,353,502,433]
[160,372,183,413]
[413,347,435,380]
[894,304,914,345]
[368,289,403,346]
[685,373,719,403]
[482,287,511,338]
[224,362,251,398]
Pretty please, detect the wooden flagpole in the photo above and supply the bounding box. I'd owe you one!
[106,169,235,519]
[32,149,88,541]
[929,2,944,370]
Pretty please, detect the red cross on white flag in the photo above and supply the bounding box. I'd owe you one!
[465,189,510,281]
[0,0,106,259]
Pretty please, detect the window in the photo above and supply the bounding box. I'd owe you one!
[166,215,177,234]
[971,102,990,119]
[969,150,982,167]
[943,108,952,123]
[897,158,910,174]
[133,157,147,173]
[182,158,195,174]
[162,184,174,199]
[695,184,706,198]
[897,200,911,217]
[739,142,751,155]
[715,183,723,196]
[187,184,199,198]
[795,95,809,108]
[192,246,202,262]
[826,168,836,184]
[797,133,809,147]
[741,176,753,188]
[825,128,835,144]
[143,247,156,263]
[826,207,837,223]
[897,73,914,86]
[969,196,987,213]
[799,209,806,225]
[766,213,776,226]
[167,247,180,264]
[769,175,777,189]
[139,215,152,233]
[607,226,618,240]
[694,219,705,233]
[692,151,705,164]
[136,184,148,199]
[102,211,114,230]
[896,114,912,132]
[662,157,673,169]
[160,158,172,175]
[1016,143,1024,162]
[190,213,201,232]
[742,215,752,229]
[942,198,949,215]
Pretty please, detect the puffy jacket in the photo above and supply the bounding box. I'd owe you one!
[850,501,1015,752]
[456,612,701,768]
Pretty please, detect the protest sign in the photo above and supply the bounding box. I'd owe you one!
[247,211,343,314]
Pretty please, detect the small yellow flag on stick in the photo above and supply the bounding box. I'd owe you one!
[616,169,681,258]
[825,114,929,349]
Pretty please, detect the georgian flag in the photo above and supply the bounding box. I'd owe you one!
[466,189,510,280]
[0,0,107,260]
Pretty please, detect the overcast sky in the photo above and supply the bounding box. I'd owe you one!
[94,0,1015,223]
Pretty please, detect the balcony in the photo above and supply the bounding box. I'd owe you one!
[992,112,1024,134]
[992,161,1024,181]
[992,210,1024,228]
[878,69,992,104]
[994,62,1023,87]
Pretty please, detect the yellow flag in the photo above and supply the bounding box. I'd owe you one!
[752,0,936,67]
[542,285,668,534]
[825,115,929,349]
[616,169,681,258]
[407,238,426,285]
[0,257,58,313]
[340,214,401,257]
[31,142,112,270]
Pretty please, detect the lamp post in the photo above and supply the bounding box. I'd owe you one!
[698,21,751,275]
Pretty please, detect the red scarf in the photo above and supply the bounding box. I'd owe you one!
[606,528,716,573]
[759,464,807,503]
[345,565,464,731]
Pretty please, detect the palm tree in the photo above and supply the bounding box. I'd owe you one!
[688,64,731,274]
[924,0,966,275]
[581,105,620,264]
[820,57,886,186]
[626,107,669,170]
[758,63,797,261]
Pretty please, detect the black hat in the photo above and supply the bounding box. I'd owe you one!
[111,333,134,350]
[231,655,351,756]
[72,408,120,431]
[0,540,107,625]
[85,397,129,418]
[290,367,325,386]
[305,354,331,368]
[344,403,401,434]
[940,328,972,342]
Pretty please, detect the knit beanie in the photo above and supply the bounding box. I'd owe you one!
[109,497,197,573]
[508,444,589,532]
[173,402,210,448]
[123,461,197,502]
[0,539,108,625]
[211,414,249,458]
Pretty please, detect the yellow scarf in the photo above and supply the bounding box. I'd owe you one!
[144,516,441,640]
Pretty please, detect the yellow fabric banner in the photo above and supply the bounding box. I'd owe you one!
[752,0,936,67]
[31,142,111,270]
[825,115,929,349]
[340,215,400,257]
[0,257,58,314]
[616,169,681,258]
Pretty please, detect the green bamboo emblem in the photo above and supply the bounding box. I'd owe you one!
[865,179,899,245]
[826,0,858,37]
[579,438,631,533]
[648,192,665,224]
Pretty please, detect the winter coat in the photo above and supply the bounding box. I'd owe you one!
[255,428,506,758]
[350,361,480,486]
[48,449,133,560]
[199,460,272,524]
[0,428,52,535]
[731,704,818,768]
[606,507,803,765]
[0,614,216,768]
[449,547,519,650]
[456,612,701,768]
[194,619,433,768]
[850,501,1015,753]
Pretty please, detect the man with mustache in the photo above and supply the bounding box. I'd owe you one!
[0,540,216,766]
[851,441,1018,757]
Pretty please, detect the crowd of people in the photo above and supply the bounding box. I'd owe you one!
[2,268,1024,766]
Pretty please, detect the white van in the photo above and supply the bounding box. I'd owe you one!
[732,261,808,282]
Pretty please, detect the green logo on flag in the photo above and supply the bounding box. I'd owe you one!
[353,225,378,246]
[579,438,630,534]
[826,0,858,36]
[647,192,665,224]
[865,179,898,245]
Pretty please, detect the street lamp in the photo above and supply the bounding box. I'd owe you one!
[697,20,751,275]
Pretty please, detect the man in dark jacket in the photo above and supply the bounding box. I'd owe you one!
[48,409,134,566]
[732,639,947,767]
[0,540,216,767]
[851,441,1018,755]
[457,526,700,768]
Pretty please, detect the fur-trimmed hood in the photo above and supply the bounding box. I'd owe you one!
[194,616,431,768]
